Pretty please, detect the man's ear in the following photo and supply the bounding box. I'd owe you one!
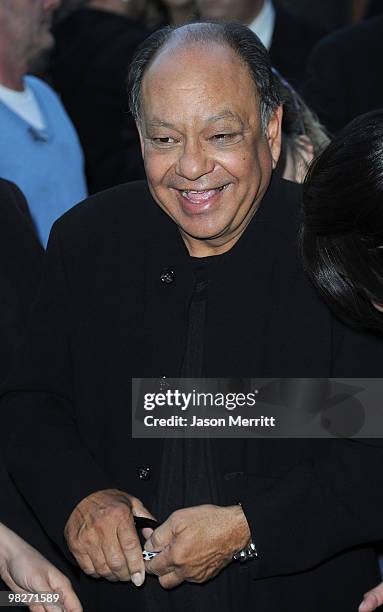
[266,105,283,169]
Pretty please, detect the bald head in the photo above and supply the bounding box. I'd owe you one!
[129,22,281,131]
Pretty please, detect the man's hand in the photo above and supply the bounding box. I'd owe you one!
[359,582,383,611]
[0,523,82,612]
[64,489,156,585]
[144,504,251,589]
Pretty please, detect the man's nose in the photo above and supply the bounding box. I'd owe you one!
[175,141,214,181]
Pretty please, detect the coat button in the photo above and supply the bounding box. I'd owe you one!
[160,268,175,284]
[137,466,151,480]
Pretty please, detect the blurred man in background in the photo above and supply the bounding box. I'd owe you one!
[197,0,325,87]
[302,14,383,133]
[282,0,380,32]
[282,0,350,31]
[50,0,150,193]
[0,0,87,247]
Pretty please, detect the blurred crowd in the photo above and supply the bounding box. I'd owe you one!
[16,0,383,205]
[2,0,382,230]
[47,0,382,195]
[0,1,383,611]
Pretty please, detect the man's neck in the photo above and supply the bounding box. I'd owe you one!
[180,206,262,258]
[0,50,25,91]
[0,71,24,91]
[181,232,241,258]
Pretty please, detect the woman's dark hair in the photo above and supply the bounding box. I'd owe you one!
[302,109,383,333]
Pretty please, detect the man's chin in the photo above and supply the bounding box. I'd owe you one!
[178,222,230,243]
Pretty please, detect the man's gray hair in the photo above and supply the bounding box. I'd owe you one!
[128,22,282,132]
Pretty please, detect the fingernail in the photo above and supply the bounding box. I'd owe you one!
[132,572,144,587]
[358,600,367,612]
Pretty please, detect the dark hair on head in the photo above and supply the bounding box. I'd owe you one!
[301,109,383,333]
[128,21,281,131]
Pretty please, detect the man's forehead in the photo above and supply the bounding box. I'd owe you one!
[144,39,246,84]
[142,41,257,105]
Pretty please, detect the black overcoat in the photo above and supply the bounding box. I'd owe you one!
[2,177,383,611]
[269,5,326,88]
[301,15,383,133]
[50,9,149,193]
[0,179,78,599]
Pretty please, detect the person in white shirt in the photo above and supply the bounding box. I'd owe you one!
[196,0,325,87]
[0,0,87,246]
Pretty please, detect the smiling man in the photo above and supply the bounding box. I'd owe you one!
[2,22,383,612]
[136,33,281,256]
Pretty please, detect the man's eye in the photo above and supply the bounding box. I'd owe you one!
[211,133,236,142]
[152,137,176,145]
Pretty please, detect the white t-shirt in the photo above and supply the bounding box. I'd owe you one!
[248,0,276,50]
[0,82,46,130]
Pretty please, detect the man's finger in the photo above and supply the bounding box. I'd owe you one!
[101,540,130,582]
[134,508,156,550]
[73,552,99,578]
[117,522,145,586]
[145,548,175,577]
[158,570,183,590]
[87,544,118,581]
[144,520,173,553]
[359,589,383,612]
[131,499,157,523]
[141,527,154,540]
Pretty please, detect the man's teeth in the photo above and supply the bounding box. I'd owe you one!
[181,185,227,198]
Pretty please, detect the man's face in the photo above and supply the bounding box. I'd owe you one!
[1,0,60,66]
[197,0,263,24]
[138,42,282,255]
